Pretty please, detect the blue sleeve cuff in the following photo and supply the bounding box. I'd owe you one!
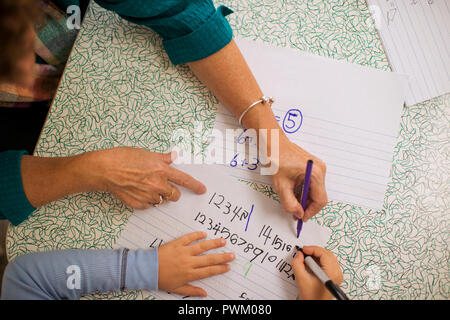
[125,248,159,291]
[0,150,36,226]
[163,5,234,65]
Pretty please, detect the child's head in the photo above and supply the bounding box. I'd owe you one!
[0,0,40,86]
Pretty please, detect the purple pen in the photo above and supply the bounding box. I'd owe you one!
[297,160,313,238]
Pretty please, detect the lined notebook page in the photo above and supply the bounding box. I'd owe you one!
[207,38,407,211]
[114,164,331,300]
[367,0,450,106]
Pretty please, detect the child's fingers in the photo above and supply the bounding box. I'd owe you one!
[171,284,207,297]
[302,246,339,268]
[302,246,334,263]
[189,238,226,255]
[193,252,235,268]
[291,251,309,281]
[303,246,343,284]
[174,231,207,246]
[190,264,231,281]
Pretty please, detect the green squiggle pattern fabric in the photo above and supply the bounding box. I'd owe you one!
[6,1,449,300]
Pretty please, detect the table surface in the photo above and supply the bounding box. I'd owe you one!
[7,0,449,299]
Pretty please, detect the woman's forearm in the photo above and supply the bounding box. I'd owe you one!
[19,40,285,209]
[20,152,99,208]
[188,39,328,220]
[187,40,286,137]
[18,147,207,213]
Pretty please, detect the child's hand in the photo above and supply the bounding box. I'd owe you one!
[292,246,343,300]
[158,231,235,297]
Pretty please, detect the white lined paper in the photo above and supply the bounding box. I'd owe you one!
[114,164,331,300]
[367,0,450,106]
[206,38,407,210]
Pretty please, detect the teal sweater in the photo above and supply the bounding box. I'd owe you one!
[0,0,233,225]
[0,151,35,225]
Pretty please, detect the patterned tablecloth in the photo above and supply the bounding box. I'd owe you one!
[6,0,449,299]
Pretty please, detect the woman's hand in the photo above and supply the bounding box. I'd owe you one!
[292,246,343,300]
[20,146,205,210]
[158,231,235,296]
[187,40,328,221]
[84,147,207,210]
[272,136,328,221]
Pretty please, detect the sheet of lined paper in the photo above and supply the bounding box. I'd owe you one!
[366,0,450,106]
[206,38,407,210]
[114,164,331,300]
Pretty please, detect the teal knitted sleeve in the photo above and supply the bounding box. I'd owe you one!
[94,0,234,65]
[0,151,36,226]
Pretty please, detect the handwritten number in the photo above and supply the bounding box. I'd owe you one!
[221,226,231,239]
[207,218,213,230]
[230,154,238,167]
[208,192,216,205]
[194,212,206,224]
[223,202,231,215]
[213,195,225,208]
[282,109,303,133]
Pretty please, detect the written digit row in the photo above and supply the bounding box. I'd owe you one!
[193,211,296,281]
[208,192,252,226]
[258,224,293,253]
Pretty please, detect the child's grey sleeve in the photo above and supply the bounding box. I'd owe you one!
[1,248,158,300]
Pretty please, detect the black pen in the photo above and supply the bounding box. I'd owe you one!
[295,246,349,300]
